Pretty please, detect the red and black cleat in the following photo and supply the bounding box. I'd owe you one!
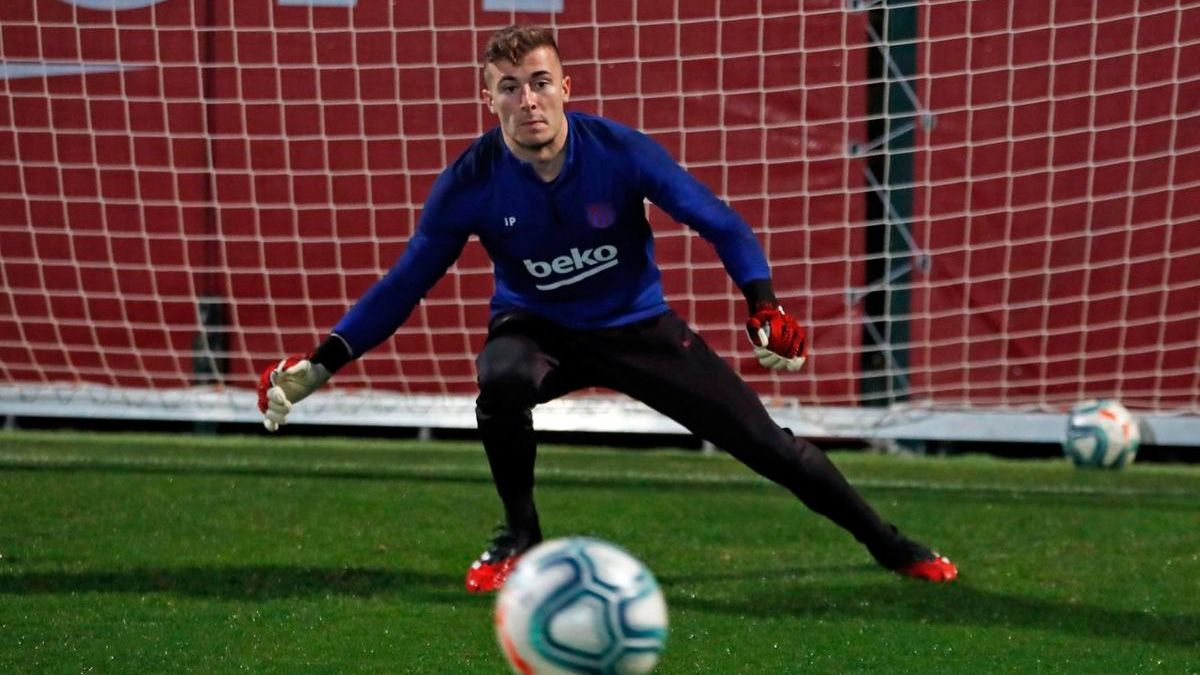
[465,551,521,593]
[897,553,958,582]
[464,526,537,593]
[872,527,959,583]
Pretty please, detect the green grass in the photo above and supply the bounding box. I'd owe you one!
[0,430,1197,674]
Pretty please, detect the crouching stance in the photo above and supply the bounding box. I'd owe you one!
[257,25,957,592]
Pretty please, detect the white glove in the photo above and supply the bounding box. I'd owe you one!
[256,356,332,432]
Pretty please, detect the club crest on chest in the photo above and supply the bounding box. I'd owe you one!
[585,203,615,229]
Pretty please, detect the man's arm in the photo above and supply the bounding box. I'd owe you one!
[257,173,473,431]
[632,133,771,290]
[328,221,470,358]
[632,132,807,371]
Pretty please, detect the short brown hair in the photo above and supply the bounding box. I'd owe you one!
[482,24,560,72]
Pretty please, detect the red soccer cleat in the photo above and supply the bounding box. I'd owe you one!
[870,526,958,583]
[465,526,536,593]
[897,554,958,582]
[465,552,521,593]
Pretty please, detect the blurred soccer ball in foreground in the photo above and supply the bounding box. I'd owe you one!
[1063,399,1140,469]
[495,537,668,675]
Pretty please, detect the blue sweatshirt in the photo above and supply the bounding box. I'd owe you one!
[333,111,770,356]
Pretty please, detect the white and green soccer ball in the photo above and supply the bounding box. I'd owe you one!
[495,537,668,675]
[1063,399,1141,469]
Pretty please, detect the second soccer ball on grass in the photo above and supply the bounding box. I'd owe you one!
[1063,399,1141,469]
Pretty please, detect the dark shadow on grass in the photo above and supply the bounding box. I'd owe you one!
[4,561,1195,650]
[0,565,474,604]
[657,562,879,585]
[666,574,1200,649]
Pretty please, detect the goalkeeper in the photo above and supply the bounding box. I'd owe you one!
[258,24,957,592]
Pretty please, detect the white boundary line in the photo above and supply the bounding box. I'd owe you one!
[1,452,1196,499]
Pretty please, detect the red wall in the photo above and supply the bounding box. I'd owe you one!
[0,0,866,402]
[0,0,211,387]
[914,1,1200,410]
[1,0,1195,413]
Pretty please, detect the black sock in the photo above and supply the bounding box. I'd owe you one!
[476,404,543,543]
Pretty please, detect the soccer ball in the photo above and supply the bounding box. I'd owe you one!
[495,537,668,675]
[1063,399,1141,468]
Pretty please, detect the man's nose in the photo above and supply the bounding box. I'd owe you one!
[520,84,537,109]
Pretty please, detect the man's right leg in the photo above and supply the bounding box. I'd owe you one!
[467,315,581,592]
[476,331,548,546]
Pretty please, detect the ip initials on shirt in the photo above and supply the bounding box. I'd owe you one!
[504,217,517,228]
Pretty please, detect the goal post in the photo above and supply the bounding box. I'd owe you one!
[1,0,1197,446]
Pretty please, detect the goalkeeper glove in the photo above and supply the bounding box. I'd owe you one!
[746,306,808,372]
[256,355,332,432]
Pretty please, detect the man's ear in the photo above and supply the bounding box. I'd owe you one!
[561,74,571,102]
[481,88,495,113]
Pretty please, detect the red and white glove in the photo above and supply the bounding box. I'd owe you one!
[256,355,332,432]
[746,306,808,372]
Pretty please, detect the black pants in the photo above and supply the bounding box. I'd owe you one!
[474,310,903,559]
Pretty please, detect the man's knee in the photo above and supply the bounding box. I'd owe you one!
[477,371,537,412]
[476,341,541,411]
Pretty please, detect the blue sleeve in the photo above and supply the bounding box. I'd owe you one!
[631,131,771,286]
[332,172,471,356]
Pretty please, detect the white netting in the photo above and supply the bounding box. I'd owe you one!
[1,1,1197,436]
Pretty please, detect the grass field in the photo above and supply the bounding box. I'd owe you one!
[0,429,1197,674]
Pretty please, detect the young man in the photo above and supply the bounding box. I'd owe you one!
[257,25,957,592]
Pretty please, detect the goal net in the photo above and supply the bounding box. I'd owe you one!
[1,0,1197,444]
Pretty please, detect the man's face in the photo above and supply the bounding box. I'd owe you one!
[482,46,571,155]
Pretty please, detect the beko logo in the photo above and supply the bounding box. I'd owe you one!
[523,246,618,290]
